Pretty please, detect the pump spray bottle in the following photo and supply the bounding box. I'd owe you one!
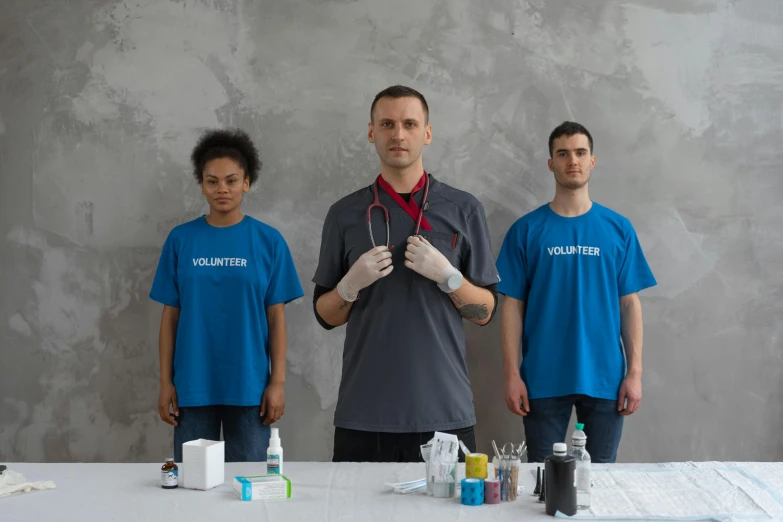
[267,428,283,475]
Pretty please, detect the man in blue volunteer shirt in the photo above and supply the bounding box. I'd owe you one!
[496,121,656,463]
[313,85,500,462]
[150,129,304,462]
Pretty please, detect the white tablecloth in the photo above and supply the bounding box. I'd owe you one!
[3,461,783,521]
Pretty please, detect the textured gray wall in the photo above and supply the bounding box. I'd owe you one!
[2,0,782,463]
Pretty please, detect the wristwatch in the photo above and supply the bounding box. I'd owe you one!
[438,269,463,293]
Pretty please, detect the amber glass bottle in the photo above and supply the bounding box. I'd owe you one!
[161,458,178,489]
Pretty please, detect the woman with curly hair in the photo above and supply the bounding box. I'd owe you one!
[149,128,303,462]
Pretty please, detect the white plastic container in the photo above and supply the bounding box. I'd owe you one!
[182,439,225,490]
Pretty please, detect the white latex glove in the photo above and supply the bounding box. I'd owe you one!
[404,236,461,290]
[338,246,393,301]
[0,469,56,498]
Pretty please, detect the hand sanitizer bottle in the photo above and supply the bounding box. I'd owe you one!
[266,428,283,475]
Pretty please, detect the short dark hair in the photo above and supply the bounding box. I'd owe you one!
[548,121,593,157]
[370,85,429,123]
[190,128,261,185]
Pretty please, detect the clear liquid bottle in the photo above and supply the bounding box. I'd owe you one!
[571,423,591,510]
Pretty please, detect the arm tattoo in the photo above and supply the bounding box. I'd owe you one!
[339,300,351,311]
[456,303,489,320]
[448,292,488,320]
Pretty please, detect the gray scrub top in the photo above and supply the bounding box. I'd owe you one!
[313,174,499,432]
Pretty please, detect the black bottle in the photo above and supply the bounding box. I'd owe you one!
[544,442,576,516]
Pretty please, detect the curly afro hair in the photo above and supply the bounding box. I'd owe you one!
[190,128,261,186]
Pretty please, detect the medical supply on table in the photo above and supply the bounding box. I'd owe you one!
[182,439,224,490]
[533,466,542,496]
[484,477,501,504]
[233,475,291,500]
[515,441,526,494]
[499,454,511,501]
[267,428,283,475]
[161,458,178,489]
[367,173,431,248]
[460,478,484,506]
[571,422,591,510]
[545,442,576,517]
[517,441,528,459]
[585,465,783,520]
[0,467,55,499]
[465,453,488,479]
[500,455,519,501]
[420,442,432,462]
[426,432,459,498]
[491,440,501,479]
[496,441,524,501]
[385,477,427,494]
[538,469,546,502]
[420,441,434,496]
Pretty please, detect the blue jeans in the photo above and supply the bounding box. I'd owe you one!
[523,395,624,463]
[173,406,271,463]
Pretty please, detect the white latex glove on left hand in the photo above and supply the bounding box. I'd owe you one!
[404,235,460,285]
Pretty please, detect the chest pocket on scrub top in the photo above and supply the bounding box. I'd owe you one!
[417,229,464,269]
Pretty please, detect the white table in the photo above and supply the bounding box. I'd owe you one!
[4,461,546,521]
[4,462,783,521]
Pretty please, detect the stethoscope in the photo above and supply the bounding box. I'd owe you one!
[366,173,430,248]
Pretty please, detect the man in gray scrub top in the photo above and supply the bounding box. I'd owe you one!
[313,85,500,462]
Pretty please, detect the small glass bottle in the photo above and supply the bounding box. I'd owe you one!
[161,458,178,489]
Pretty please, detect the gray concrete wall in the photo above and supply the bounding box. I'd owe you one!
[1,0,782,463]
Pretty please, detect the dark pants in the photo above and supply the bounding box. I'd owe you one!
[173,406,271,463]
[523,395,624,463]
[333,426,476,462]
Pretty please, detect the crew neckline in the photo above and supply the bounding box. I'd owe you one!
[545,201,596,222]
[201,214,248,229]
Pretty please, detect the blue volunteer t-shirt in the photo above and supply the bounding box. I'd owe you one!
[149,215,304,407]
[496,203,657,400]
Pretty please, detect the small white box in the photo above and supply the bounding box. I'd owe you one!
[182,439,224,490]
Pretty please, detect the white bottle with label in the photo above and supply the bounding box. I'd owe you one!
[266,428,283,475]
[571,423,591,510]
